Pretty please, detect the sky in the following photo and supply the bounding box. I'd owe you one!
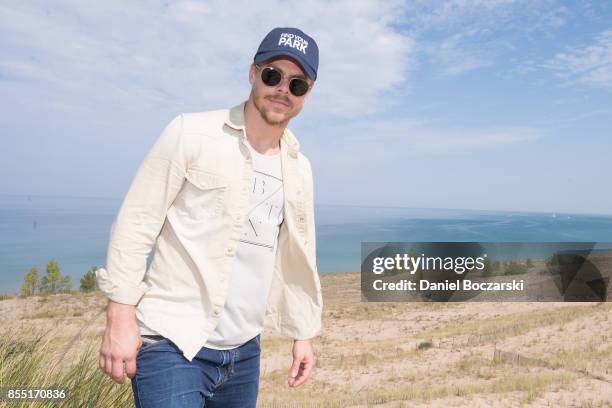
[1,0,611,215]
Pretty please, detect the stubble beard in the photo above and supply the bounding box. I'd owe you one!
[252,90,295,126]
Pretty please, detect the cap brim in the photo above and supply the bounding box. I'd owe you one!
[254,50,317,81]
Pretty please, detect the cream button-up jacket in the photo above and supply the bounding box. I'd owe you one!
[96,101,323,362]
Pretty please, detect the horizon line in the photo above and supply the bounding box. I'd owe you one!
[1,193,611,218]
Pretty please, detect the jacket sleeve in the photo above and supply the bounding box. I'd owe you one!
[96,114,188,305]
[304,156,318,274]
[294,154,323,340]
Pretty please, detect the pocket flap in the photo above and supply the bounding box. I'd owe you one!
[185,169,228,189]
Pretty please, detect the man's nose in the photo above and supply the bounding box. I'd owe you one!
[275,77,291,95]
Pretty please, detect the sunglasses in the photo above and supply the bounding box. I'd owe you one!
[255,64,311,97]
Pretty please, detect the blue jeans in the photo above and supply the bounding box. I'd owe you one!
[131,334,261,407]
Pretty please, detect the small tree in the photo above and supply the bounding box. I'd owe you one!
[39,275,50,294]
[46,260,61,293]
[58,275,73,293]
[38,275,50,295]
[80,266,99,292]
[20,266,39,297]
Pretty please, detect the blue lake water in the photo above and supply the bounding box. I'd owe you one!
[1,194,611,294]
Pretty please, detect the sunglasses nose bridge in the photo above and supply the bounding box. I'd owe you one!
[275,76,292,94]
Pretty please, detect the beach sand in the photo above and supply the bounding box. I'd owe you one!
[1,272,610,407]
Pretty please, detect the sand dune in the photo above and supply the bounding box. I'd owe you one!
[1,272,610,407]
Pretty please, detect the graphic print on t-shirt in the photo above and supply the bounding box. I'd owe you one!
[241,169,283,250]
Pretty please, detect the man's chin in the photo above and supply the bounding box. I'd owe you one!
[261,109,290,126]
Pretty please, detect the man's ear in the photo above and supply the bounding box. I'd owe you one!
[249,63,256,86]
[303,83,314,103]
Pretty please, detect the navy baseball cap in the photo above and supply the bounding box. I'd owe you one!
[254,27,318,81]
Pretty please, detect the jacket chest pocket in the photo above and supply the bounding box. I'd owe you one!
[176,169,228,220]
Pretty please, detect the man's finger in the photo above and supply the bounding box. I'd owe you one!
[104,356,113,376]
[288,356,302,387]
[111,357,125,384]
[99,354,105,371]
[288,356,301,379]
[125,356,137,379]
[293,360,313,387]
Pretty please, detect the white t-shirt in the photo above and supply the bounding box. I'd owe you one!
[138,138,284,350]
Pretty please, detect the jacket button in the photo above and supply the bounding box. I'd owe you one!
[213,308,221,316]
[226,247,234,255]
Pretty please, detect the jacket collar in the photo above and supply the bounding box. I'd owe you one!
[225,101,301,157]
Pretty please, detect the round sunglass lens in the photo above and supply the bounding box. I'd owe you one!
[290,79,309,96]
[261,67,281,86]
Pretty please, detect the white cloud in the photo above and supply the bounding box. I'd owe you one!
[404,0,569,31]
[425,26,494,76]
[0,0,414,120]
[404,0,520,29]
[542,30,612,90]
[327,118,544,155]
[402,0,573,77]
[402,126,543,152]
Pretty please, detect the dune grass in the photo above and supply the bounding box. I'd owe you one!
[1,277,610,407]
[0,326,133,408]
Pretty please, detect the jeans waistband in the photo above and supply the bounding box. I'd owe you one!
[141,334,166,340]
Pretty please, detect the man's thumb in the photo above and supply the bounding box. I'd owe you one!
[289,358,301,377]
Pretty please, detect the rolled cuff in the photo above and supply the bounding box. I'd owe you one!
[287,325,322,341]
[95,267,151,305]
[280,311,322,341]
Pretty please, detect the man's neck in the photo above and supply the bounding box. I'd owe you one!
[243,99,284,156]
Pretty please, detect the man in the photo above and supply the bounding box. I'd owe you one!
[96,27,323,407]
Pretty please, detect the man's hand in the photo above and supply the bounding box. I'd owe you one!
[287,339,315,388]
[99,300,142,384]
